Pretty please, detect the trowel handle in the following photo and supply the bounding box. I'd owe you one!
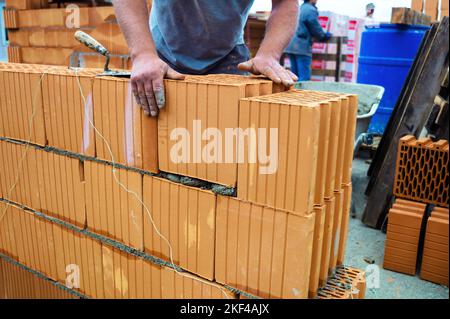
[75,31,110,57]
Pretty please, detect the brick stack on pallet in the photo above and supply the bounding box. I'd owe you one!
[3,0,151,68]
[0,62,364,299]
[383,136,449,286]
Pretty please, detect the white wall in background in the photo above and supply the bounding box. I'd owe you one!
[251,0,413,22]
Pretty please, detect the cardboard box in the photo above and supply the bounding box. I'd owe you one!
[142,175,216,280]
[215,196,315,299]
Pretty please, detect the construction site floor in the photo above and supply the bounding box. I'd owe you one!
[346,158,449,299]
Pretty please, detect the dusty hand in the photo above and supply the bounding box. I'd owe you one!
[131,54,185,117]
[238,55,298,87]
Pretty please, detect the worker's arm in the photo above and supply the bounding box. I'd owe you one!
[305,9,329,42]
[238,0,299,86]
[114,0,184,117]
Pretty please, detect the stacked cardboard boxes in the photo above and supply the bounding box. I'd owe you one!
[0,62,361,299]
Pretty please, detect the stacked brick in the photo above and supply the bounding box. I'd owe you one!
[3,1,152,67]
[394,136,448,208]
[0,62,362,299]
[382,135,449,286]
[0,257,79,299]
[421,207,449,286]
[383,199,427,275]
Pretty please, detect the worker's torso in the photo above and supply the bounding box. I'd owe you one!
[286,3,319,56]
[150,0,254,74]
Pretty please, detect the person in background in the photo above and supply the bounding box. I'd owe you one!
[285,0,331,81]
[365,3,376,19]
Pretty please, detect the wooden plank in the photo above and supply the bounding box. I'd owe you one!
[391,7,431,26]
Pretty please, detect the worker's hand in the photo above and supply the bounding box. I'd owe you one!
[131,54,185,117]
[238,55,298,87]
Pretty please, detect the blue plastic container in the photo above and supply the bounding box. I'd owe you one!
[357,24,429,134]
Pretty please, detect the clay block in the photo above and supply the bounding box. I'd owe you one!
[385,246,418,259]
[387,224,421,238]
[84,161,144,251]
[238,90,323,215]
[319,197,335,285]
[42,67,99,156]
[93,76,158,173]
[424,240,449,253]
[0,140,86,227]
[158,76,273,187]
[422,255,449,270]
[383,260,416,276]
[394,135,448,207]
[0,258,77,299]
[329,190,343,272]
[309,204,326,298]
[387,209,424,229]
[142,175,216,281]
[337,184,352,266]
[420,270,449,286]
[386,230,420,245]
[426,217,449,237]
[0,63,46,145]
[215,196,315,299]
[423,247,449,261]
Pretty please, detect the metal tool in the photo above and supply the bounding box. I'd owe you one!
[74,31,131,77]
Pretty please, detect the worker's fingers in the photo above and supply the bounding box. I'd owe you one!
[261,66,282,84]
[166,67,185,80]
[131,80,141,109]
[286,69,299,83]
[238,60,258,74]
[153,77,166,110]
[272,64,294,87]
[144,80,158,117]
[136,81,151,116]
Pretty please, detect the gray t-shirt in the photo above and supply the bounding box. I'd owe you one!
[150,0,254,74]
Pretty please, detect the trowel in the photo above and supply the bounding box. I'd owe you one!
[74,30,131,78]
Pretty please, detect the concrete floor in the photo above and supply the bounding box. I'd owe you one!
[344,158,449,299]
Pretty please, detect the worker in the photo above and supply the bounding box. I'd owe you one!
[365,3,376,19]
[285,0,331,82]
[114,0,300,117]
